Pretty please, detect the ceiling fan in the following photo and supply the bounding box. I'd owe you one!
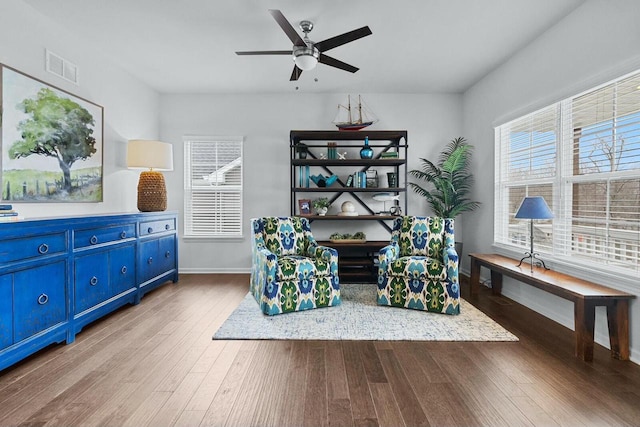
[235,9,372,81]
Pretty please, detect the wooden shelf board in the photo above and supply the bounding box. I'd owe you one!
[304,215,397,221]
[290,130,408,142]
[292,159,405,166]
[293,187,405,193]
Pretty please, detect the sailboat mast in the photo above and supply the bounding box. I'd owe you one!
[358,95,363,124]
[347,95,352,124]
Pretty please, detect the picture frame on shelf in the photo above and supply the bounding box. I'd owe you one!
[298,199,311,215]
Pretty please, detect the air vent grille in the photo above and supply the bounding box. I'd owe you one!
[45,49,79,85]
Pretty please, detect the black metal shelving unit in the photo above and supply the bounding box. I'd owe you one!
[289,130,408,233]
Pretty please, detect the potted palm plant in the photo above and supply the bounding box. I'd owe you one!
[409,137,480,255]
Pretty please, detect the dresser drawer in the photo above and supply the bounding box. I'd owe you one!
[158,235,177,275]
[110,244,136,296]
[74,252,110,313]
[0,233,67,265]
[74,223,136,249]
[14,262,67,342]
[140,218,176,236]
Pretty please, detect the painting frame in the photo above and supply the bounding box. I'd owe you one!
[0,63,104,203]
[298,199,311,215]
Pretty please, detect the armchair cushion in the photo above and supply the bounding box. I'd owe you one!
[397,216,444,258]
[262,216,309,256]
[276,254,332,281]
[388,256,446,280]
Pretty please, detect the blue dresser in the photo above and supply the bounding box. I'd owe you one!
[0,212,178,371]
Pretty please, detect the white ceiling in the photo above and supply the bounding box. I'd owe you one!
[24,0,584,94]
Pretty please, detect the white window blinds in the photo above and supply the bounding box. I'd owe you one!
[184,136,243,238]
[495,70,640,277]
[495,105,557,255]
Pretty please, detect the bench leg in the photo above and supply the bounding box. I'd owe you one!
[607,300,630,360]
[470,258,481,297]
[574,299,596,362]
[490,270,503,296]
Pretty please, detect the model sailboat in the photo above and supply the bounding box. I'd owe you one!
[333,95,378,131]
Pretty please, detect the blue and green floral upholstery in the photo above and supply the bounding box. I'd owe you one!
[377,216,460,315]
[250,216,341,315]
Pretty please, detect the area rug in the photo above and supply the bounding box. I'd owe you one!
[213,284,518,341]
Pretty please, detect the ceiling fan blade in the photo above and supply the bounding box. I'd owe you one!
[290,65,303,81]
[319,54,359,73]
[269,9,305,47]
[236,50,292,55]
[314,26,372,52]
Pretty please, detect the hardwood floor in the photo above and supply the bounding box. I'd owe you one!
[1,274,639,426]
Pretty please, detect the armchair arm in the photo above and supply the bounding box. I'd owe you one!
[309,244,339,275]
[443,245,459,284]
[378,242,400,275]
[253,246,278,287]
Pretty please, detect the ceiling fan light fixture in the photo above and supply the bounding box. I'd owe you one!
[293,46,319,70]
[236,10,372,80]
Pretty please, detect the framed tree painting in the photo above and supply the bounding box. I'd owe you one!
[0,64,103,202]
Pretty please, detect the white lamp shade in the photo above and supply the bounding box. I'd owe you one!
[127,139,174,171]
[294,54,318,71]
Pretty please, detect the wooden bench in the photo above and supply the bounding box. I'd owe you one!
[469,253,635,362]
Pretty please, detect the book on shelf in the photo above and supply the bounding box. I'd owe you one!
[345,174,354,187]
[354,171,367,188]
[380,152,399,158]
[0,211,18,217]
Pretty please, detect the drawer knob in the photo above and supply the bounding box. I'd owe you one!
[121,266,128,274]
[90,235,98,245]
[37,293,49,305]
[165,224,170,230]
[148,257,153,264]
[90,276,98,286]
[120,231,127,239]
[165,251,171,258]
[38,243,49,254]
[148,227,153,234]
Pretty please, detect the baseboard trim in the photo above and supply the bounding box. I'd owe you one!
[179,268,251,274]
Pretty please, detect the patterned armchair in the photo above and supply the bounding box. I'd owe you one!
[377,216,460,315]
[250,216,341,315]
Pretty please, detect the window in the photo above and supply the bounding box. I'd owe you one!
[495,70,640,277]
[184,136,243,238]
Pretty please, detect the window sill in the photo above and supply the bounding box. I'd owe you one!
[183,235,244,242]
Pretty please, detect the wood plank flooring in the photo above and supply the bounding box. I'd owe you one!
[1,274,639,426]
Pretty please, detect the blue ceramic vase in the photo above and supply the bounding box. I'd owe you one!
[360,136,373,159]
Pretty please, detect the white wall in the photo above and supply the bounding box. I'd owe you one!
[160,93,462,272]
[1,0,160,217]
[463,0,640,362]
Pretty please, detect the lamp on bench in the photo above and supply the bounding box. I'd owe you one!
[515,196,553,272]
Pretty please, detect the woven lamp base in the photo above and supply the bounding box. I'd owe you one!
[137,170,167,212]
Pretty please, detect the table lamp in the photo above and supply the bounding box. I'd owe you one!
[515,196,553,272]
[127,139,174,212]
